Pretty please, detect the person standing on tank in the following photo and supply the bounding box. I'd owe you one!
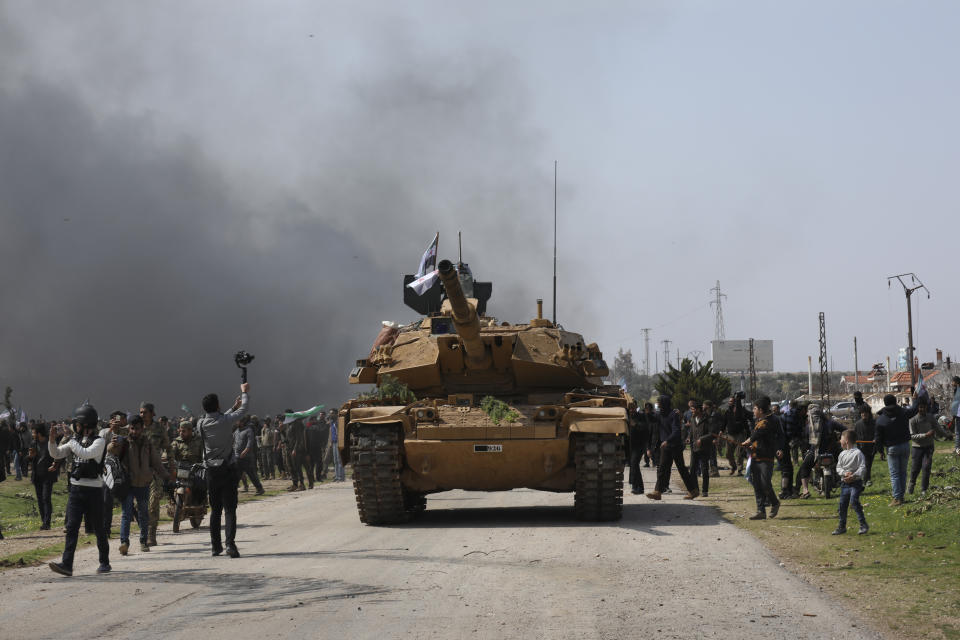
[197,381,249,558]
[646,395,699,501]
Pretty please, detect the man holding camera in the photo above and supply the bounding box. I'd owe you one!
[198,381,250,558]
[109,414,170,554]
[100,411,128,536]
[47,405,111,576]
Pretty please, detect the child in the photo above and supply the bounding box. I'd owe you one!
[833,429,868,535]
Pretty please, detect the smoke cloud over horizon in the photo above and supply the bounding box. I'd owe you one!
[0,6,587,419]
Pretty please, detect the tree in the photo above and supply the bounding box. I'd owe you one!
[609,349,656,403]
[655,359,731,409]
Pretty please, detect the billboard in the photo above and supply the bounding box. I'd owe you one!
[711,340,774,372]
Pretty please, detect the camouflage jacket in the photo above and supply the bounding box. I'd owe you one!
[145,421,173,463]
[171,435,203,465]
[287,420,308,451]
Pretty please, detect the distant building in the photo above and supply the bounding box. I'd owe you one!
[839,374,883,394]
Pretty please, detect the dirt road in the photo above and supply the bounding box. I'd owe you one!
[0,469,882,639]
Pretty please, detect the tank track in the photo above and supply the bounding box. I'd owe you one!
[573,433,625,521]
[351,424,414,525]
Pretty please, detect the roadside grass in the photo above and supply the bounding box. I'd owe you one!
[0,475,75,535]
[1,474,287,570]
[0,537,95,569]
[703,442,960,640]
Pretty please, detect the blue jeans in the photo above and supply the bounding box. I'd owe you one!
[332,445,345,481]
[838,480,866,529]
[121,485,150,544]
[886,441,910,501]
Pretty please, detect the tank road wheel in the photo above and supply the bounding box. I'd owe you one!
[351,425,409,525]
[574,433,625,521]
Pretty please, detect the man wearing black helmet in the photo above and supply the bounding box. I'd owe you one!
[47,405,111,576]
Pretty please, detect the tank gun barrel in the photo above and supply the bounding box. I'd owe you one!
[438,259,491,369]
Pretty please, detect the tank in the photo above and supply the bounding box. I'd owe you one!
[338,258,627,524]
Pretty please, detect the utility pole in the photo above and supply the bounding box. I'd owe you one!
[887,273,930,389]
[641,328,651,376]
[748,338,757,402]
[710,280,727,342]
[552,160,557,326]
[819,312,830,407]
[676,349,680,368]
[661,340,672,373]
[853,337,859,394]
[808,356,813,396]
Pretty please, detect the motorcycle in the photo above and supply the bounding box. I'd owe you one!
[166,462,208,532]
[814,451,836,499]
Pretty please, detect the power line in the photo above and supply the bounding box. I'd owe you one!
[710,280,727,342]
[641,328,651,377]
[887,273,930,388]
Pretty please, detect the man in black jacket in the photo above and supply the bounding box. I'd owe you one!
[722,394,751,475]
[744,396,780,520]
[646,395,698,501]
[627,403,650,495]
[30,423,58,529]
[688,401,720,497]
[306,414,330,482]
[876,393,919,506]
[854,405,877,486]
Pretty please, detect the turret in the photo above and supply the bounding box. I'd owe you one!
[437,259,491,370]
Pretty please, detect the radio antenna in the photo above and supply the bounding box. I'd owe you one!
[458,231,462,264]
[553,160,557,325]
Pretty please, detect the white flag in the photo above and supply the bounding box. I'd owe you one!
[406,232,439,295]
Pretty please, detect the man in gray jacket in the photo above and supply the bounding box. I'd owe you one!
[197,381,249,558]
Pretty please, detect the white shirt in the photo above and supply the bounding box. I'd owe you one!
[49,434,106,488]
[835,447,866,481]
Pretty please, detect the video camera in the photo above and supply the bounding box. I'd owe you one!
[234,350,255,383]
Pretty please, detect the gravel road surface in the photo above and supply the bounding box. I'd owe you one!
[0,468,883,639]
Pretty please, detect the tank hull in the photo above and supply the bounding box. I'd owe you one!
[401,438,575,492]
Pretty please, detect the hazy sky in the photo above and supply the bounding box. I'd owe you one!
[2,1,958,417]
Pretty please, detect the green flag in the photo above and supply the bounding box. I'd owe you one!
[283,404,325,424]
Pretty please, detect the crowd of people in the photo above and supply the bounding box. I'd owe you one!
[627,375,960,533]
[3,375,959,575]
[0,381,345,576]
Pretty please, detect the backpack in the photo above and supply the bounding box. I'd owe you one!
[104,453,129,499]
